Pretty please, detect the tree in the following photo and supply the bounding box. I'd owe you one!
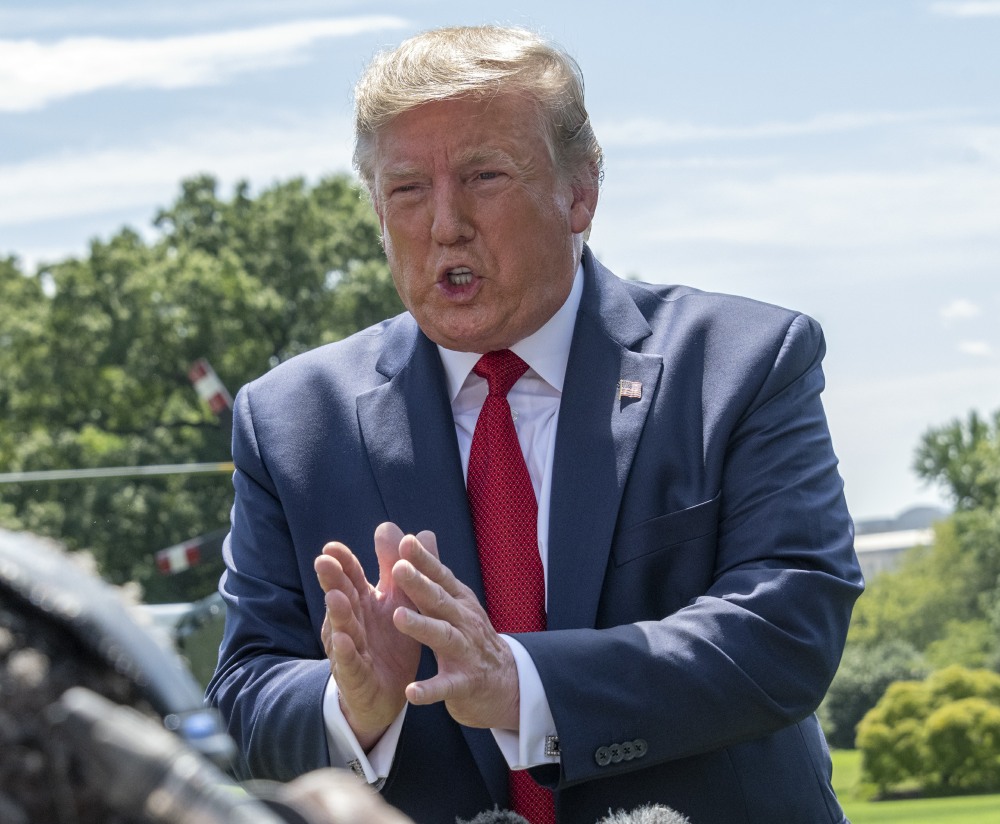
[820,639,926,749]
[0,174,401,601]
[846,517,984,653]
[856,665,1000,796]
[846,412,1000,669]
[914,409,1000,513]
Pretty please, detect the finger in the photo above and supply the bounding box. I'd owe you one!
[391,558,468,626]
[315,553,350,595]
[323,589,369,655]
[320,541,370,596]
[404,671,465,707]
[392,605,465,655]
[398,534,468,600]
[414,529,439,560]
[315,556,365,617]
[373,522,405,583]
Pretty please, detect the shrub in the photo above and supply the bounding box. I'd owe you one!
[856,665,1000,797]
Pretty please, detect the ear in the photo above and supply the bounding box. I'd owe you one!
[569,162,600,235]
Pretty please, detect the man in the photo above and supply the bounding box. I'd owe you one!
[207,25,864,824]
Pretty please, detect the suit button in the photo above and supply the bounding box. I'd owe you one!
[621,741,635,761]
[633,738,648,758]
[608,743,624,763]
[595,746,612,767]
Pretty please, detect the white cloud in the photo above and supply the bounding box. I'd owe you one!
[598,109,970,148]
[930,2,1000,16]
[595,122,1000,259]
[0,114,357,228]
[940,298,982,322]
[640,166,1000,250]
[0,15,408,112]
[958,340,994,357]
[0,1,364,33]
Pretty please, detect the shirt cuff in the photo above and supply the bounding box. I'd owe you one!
[492,635,560,770]
[322,675,406,787]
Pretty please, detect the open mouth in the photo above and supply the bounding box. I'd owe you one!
[446,267,473,286]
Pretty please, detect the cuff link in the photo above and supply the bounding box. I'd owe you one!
[544,735,561,758]
[348,759,386,791]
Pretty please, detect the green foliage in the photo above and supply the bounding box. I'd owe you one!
[848,519,982,651]
[924,698,1000,792]
[914,409,1000,513]
[831,404,1000,800]
[847,507,1000,669]
[857,666,1000,796]
[821,640,927,749]
[0,174,401,601]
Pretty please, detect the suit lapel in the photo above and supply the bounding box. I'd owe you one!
[356,318,486,604]
[546,251,663,630]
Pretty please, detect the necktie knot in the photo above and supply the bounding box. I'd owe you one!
[473,349,529,398]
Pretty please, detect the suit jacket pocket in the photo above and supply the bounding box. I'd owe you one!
[612,491,722,566]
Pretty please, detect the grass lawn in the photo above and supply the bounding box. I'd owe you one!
[832,749,1000,823]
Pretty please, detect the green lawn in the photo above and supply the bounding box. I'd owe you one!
[832,749,1000,823]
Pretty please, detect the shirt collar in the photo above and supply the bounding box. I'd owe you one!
[437,263,584,402]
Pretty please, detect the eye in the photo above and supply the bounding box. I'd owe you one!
[387,182,424,202]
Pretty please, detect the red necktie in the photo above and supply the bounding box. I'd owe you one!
[466,349,555,824]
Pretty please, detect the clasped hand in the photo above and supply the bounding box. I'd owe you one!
[315,523,520,749]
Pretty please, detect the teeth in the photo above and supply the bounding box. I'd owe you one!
[447,267,472,285]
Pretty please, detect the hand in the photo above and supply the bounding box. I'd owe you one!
[280,768,416,824]
[315,522,423,749]
[391,532,520,731]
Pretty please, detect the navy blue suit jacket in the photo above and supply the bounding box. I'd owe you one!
[207,248,864,824]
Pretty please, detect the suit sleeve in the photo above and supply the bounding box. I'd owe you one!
[205,385,332,781]
[517,312,864,787]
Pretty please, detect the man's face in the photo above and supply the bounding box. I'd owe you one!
[372,94,597,353]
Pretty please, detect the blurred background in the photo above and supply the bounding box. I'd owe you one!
[2,1,1000,814]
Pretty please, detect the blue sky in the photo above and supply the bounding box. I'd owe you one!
[2,1,999,521]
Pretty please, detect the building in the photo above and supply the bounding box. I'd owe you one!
[853,505,947,579]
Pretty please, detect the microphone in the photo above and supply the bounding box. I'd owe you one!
[457,808,531,823]
[49,686,287,824]
[0,528,234,768]
[597,804,692,824]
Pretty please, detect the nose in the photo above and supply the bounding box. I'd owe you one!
[429,181,474,245]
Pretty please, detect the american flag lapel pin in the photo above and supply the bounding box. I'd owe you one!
[618,379,642,400]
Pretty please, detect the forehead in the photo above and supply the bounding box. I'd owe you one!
[373,94,552,172]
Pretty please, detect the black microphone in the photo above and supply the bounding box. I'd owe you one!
[49,686,286,824]
[597,804,692,824]
[0,528,234,768]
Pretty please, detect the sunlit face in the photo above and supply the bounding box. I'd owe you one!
[372,94,597,353]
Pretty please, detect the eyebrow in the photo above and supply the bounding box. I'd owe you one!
[379,147,517,185]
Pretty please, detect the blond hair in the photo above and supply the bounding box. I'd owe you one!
[353,25,603,198]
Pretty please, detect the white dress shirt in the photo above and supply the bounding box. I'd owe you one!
[323,264,584,784]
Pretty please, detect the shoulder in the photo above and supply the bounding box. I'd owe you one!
[625,276,822,356]
[594,269,827,394]
[582,247,820,352]
[626,278,811,332]
[238,311,417,409]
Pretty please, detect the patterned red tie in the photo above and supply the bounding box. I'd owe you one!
[466,349,555,824]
